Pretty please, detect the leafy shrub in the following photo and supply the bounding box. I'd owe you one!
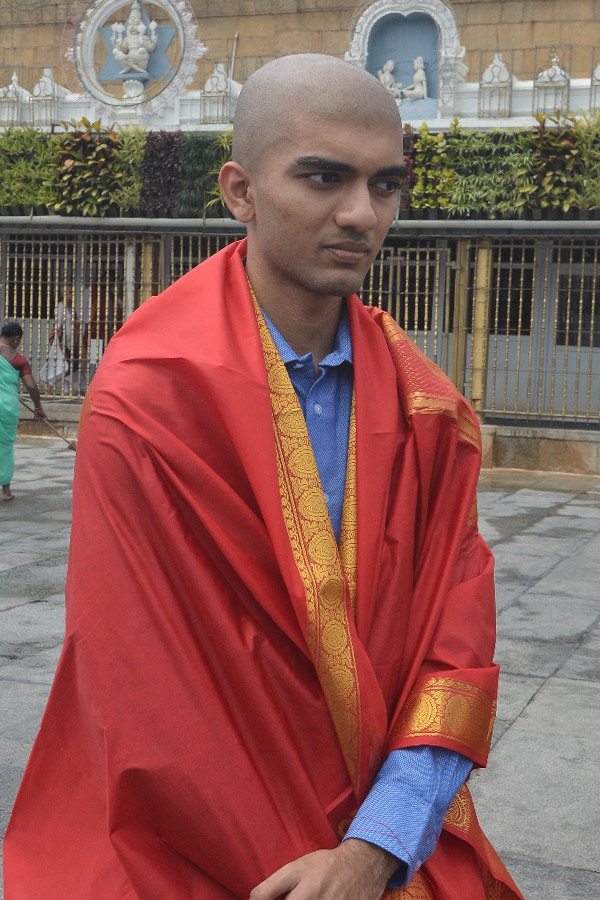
[139,130,183,217]
[177,132,224,218]
[202,131,233,218]
[409,122,454,210]
[49,118,128,216]
[525,114,580,212]
[449,126,535,217]
[0,126,56,209]
[112,125,147,215]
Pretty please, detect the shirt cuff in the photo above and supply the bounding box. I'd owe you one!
[342,745,473,887]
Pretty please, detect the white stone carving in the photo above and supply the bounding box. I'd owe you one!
[32,69,70,99]
[534,51,569,115]
[346,0,467,115]
[377,59,403,98]
[63,0,207,118]
[402,56,427,99]
[481,52,512,86]
[346,0,464,67]
[479,52,512,118]
[0,73,31,101]
[536,53,569,85]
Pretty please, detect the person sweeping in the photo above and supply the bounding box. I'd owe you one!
[0,321,47,501]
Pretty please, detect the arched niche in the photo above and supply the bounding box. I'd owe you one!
[346,0,467,115]
[367,12,438,99]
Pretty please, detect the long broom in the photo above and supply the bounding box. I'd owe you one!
[19,397,78,451]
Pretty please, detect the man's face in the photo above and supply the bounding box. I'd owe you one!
[246,113,405,303]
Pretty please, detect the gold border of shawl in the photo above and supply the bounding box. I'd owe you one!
[444,785,524,900]
[389,676,496,759]
[378,313,481,451]
[250,286,363,794]
[384,870,435,899]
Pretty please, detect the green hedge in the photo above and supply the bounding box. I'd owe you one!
[408,114,600,216]
[1,115,599,218]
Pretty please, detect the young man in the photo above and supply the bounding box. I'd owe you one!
[4,55,524,900]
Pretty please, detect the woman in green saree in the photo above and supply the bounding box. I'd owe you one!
[0,322,46,501]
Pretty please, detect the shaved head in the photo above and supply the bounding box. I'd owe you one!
[232,53,402,172]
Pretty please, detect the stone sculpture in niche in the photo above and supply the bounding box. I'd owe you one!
[402,56,427,100]
[377,59,402,99]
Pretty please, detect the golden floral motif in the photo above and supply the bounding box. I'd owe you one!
[319,576,345,608]
[278,407,309,438]
[299,487,331,520]
[390,676,496,758]
[289,445,318,478]
[309,531,339,565]
[323,620,349,653]
[444,783,472,830]
[402,693,438,731]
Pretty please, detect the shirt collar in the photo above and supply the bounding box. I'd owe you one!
[262,303,353,369]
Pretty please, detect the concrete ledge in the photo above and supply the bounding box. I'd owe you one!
[17,403,600,476]
[18,400,81,441]
[482,424,600,475]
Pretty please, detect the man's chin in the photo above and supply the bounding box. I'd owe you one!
[317,268,371,298]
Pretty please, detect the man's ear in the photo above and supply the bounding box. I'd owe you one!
[218,161,255,223]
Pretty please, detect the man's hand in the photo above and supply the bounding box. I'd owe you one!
[249,838,399,900]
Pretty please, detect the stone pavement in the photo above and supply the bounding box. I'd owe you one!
[1,437,600,899]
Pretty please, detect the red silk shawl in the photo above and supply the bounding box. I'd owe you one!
[4,239,523,900]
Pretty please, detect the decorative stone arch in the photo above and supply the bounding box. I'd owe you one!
[345,0,467,115]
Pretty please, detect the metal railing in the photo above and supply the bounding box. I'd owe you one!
[1,217,598,426]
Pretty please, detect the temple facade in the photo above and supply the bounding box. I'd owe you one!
[0,0,599,130]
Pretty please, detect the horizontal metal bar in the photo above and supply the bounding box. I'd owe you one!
[1,216,600,236]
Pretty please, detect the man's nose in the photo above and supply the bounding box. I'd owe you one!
[334,184,378,232]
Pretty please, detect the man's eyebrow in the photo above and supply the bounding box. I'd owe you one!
[292,155,408,177]
[293,155,356,173]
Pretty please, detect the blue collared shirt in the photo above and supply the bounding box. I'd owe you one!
[263,306,472,887]
[263,306,353,541]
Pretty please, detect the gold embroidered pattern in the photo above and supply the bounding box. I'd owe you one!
[250,287,362,793]
[444,783,473,831]
[384,870,435,899]
[390,676,496,758]
[378,312,481,451]
[339,396,357,616]
[445,786,524,899]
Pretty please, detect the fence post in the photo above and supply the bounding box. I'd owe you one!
[451,238,470,393]
[141,236,155,304]
[471,239,493,419]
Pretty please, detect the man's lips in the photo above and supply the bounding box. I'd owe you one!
[326,242,371,263]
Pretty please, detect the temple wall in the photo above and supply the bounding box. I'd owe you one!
[0,0,598,101]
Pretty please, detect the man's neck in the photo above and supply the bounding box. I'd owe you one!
[246,264,343,366]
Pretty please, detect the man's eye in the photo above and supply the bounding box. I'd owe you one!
[373,179,401,194]
[307,172,339,185]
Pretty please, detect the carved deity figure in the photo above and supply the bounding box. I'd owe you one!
[111,0,158,75]
[377,59,402,99]
[402,57,427,101]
